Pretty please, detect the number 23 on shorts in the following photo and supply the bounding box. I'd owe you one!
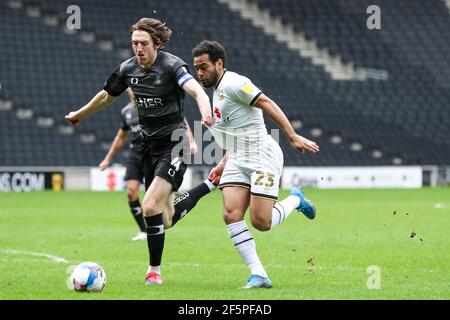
[251,170,276,189]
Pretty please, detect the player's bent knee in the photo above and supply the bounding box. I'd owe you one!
[142,199,160,217]
[127,188,139,202]
[250,217,270,232]
[223,210,242,224]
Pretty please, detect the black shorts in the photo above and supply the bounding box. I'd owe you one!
[124,147,144,182]
[141,137,188,192]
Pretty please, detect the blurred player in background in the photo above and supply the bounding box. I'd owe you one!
[99,88,200,241]
[193,40,320,289]
[66,18,214,286]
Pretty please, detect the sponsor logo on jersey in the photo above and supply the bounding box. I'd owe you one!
[154,77,163,86]
[213,106,222,119]
[213,106,230,124]
[242,83,254,94]
[137,97,163,108]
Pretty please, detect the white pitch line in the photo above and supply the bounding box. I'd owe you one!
[1,249,69,263]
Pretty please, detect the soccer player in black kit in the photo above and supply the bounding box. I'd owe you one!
[65,18,216,286]
[99,88,204,242]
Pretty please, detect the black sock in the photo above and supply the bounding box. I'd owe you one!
[145,214,165,267]
[171,181,212,227]
[129,199,146,232]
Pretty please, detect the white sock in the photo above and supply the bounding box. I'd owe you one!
[227,220,268,278]
[270,195,300,230]
[203,179,217,191]
[147,265,161,275]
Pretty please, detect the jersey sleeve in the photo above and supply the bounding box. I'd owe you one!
[164,53,192,89]
[104,66,128,97]
[175,66,194,89]
[120,116,130,131]
[226,76,262,106]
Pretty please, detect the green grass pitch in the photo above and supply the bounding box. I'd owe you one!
[0,188,449,300]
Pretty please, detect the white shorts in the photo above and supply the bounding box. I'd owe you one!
[219,138,284,200]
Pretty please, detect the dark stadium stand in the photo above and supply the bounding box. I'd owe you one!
[0,0,448,166]
[0,1,129,165]
[249,0,450,164]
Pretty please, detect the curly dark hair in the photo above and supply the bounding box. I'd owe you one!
[130,18,172,48]
[192,40,226,67]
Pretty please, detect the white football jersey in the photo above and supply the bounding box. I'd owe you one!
[208,71,272,164]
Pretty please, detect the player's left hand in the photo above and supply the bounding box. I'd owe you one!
[290,134,320,154]
[208,166,222,185]
[99,159,110,171]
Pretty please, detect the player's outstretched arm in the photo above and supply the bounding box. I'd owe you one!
[182,80,214,126]
[65,90,117,125]
[184,117,198,155]
[99,129,130,171]
[254,94,320,154]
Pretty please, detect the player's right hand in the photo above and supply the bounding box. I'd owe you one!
[65,111,81,126]
[201,115,215,126]
[99,159,110,171]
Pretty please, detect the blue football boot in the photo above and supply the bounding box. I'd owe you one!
[291,187,316,219]
[240,274,273,289]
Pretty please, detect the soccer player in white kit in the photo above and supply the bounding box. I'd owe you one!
[193,40,320,288]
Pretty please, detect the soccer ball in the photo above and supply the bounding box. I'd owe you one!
[70,262,106,292]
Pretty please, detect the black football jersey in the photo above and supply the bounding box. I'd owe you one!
[104,51,189,138]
